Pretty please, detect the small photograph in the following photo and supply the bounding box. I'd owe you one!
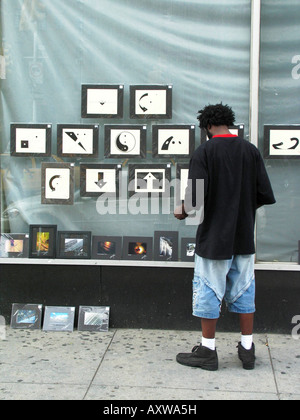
[264,125,300,159]
[92,236,122,260]
[104,125,147,158]
[153,125,195,158]
[154,231,179,261]
[43,306,75,332]
[181,238,196,262]
[130,85,172,119]
[57,231,92,259]
[123,236,153,261]
[81,84,124,118]
[0,234,29,258]
[41,162,74,205]
[57,124,99,158]
[29,225,57,259]
[78,306,110,332]
[10,123,52,157]
[11,303,43,330]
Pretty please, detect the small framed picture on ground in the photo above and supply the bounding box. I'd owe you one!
[181,238,196,262]
[122,236,153,261]
[57,231,92,259]
[29,225,57,259]
[154,231,179,261]
[11,303,43,330]
[43,306,75,332]
[0,234,29,258]
[92,236,122,260]
[78,306,110,332]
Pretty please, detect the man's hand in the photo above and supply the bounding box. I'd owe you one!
[174,204,188,220]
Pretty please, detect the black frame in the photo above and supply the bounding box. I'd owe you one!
[10,123,52,157]
[122,236,153,261]
[29,225,57,259]
[41,162,75,205]
[81,84,124,118]
[78,306,110,332]
[80,163,122,197]
[154,231,179,262]
[175,163,189,206]
[57,231,92,259]
[104,124,147,159]
[152,124,195,158]
[128,163,172,197]
[181,237,196,262]
[10,303,43,330]
[130,85,172,119]
[0,234,29,258]
[43,306,75,332]
[264,125,300,159]
[57,124,99,158]
[200,124,245,144]
[92,236,122,260]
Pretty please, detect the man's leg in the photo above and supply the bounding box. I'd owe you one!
[239,313,254,336]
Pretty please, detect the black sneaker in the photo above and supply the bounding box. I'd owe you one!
[237,342,256,370]
[176,345,218,371]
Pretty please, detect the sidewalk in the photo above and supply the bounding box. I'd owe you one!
[0,328,299,400]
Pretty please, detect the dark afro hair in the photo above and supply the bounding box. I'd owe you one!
[197,103,236,129]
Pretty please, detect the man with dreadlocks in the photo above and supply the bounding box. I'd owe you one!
[175,103,276,371]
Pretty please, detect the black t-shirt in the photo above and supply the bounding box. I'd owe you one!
[185,135,276,260]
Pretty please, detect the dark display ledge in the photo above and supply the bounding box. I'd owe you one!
[0,263,299,334]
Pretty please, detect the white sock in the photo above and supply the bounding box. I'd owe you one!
[241,334,253,350]
[202,337,216,351]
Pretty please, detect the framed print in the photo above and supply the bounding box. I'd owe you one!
[153,125,195,158]
[154,231,179,261]
[176,163,189,205]
[130,85,172,119]
[11,123,52,157]
[128,163,172,197]
[78,306,110,332]
[11,303,43,330]
[92,236,122,260]
[104,125,147,158]
[29,225,57,259]
[43,306,75,332]
[264,125,300,159]
[0,234,29,258]
[200,125,245,144]
[57,231,92,259]
[81,84,124,118]
[41,162,74,205]
[80,163,121,197]
[57,124,99,158]
[122,236,153,261]
[181,238,196,262]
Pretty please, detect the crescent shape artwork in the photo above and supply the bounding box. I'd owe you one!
[116,131,136,153]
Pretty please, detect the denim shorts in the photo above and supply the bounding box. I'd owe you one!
[193,254,256,319]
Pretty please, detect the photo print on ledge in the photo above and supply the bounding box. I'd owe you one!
[153,125,195,158]
[29,225,57,259]
[0,234,29,258]
[154,231,179,262]
[92,236,122,260]
[10,123,52,157]
[130,85,172,119]
[81,84,124,118]
[57,231,92,259]
[57,124,99,158]
[264,125,300,159]
[122,236,153,261]
[104,125,147,159]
